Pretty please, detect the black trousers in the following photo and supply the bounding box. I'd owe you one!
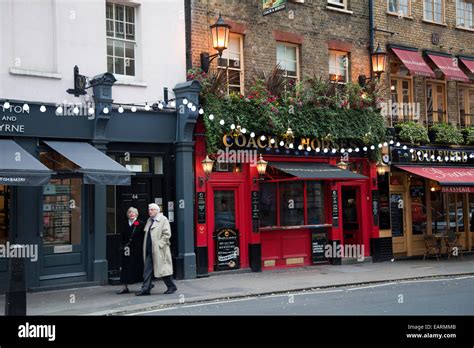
[141,253,176,292]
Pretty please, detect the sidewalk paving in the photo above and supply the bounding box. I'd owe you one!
[1,256,473,316]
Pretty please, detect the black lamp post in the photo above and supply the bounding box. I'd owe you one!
[358,43,387,87]
[200,15,231,73]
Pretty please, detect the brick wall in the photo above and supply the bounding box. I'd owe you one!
[374,0,474,127]
[190,0,372,94]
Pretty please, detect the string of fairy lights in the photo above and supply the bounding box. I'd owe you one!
[3,98,474,164]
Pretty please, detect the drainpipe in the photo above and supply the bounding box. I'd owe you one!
[185,0,192,71]
[369,0,375,78]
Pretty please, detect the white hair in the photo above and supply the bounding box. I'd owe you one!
[127,207,139,216]
[148,203,160,213]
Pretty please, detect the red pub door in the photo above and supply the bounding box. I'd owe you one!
[208,184,248,272]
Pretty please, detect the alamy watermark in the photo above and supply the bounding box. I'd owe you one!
[0,242,38,262]
[217,147,258,164]
[380,101,421,121]
[324,242,365,262]
[55,101,96,120]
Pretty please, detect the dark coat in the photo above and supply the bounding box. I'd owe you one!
[119,219,145,284]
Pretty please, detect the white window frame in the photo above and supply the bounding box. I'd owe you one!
[456,0,474,29]
[106,2,137,77]
[387,0,411,17]
[423,0,445,24]
[217,33,245,95]
[328,50,349,84]
[327,0,347,10]
[276,42,300,83]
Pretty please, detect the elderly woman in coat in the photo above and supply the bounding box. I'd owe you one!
[136,203,177,296]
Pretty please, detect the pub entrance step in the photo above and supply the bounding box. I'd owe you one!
[209,268,252,277]
[341,256,373,265]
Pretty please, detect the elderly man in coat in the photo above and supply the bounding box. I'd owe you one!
[136,203,177,296]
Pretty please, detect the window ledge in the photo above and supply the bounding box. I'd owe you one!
[326,6,353,15]
[9,67,62,79]
[455,26,474,32]
[115,79,148,87]
[422,19,448,27]
[386,12,413,20]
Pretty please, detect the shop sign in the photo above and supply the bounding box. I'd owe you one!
[331,190,339,227]
[251,191,260,232]
[197,192,206,224]
[393,146,472,164]
[311,231,328,264]
[263,0,286,16]
[1,105,28,134]
[442,186,474,193]
[222,133,358,153]
[215,228,240,271]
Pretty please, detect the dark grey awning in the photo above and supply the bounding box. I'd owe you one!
[0,139,54,186]
[270,162,368,180]
[44,141,133,185]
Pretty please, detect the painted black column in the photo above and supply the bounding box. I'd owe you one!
[173,80,201,280]
[90,73,116,285]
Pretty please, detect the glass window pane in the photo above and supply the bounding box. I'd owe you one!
[431,189,445,234]
[126,6,135,23]
[154,157,163,175]
[126,23,135,40]
[259,183,277,227]
[106,3,113,19]
[277,44,285,64]
[126,59,135,76]
[280,182,304,226]
[307,182,324,224]
[228,69,240,86]
[106,20,114,37]
[114,58,124,75]
[114,41,124,58]
[115,22,124,38]
[107,39,113,56]
[214,191,236,230]
[125,42,135,59]
[119,157,149,172]
[43,178,82,245]
[410,178,427,235]
[286,46,297,61]
[107,56,113,74]
[115,4,124,21]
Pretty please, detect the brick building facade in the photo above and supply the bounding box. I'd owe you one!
[188,0,373,92]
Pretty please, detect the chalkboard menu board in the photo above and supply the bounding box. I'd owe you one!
[390,194,404,237]
[378,173,391,230]
[372,190,379,226]
[215,228,240,271]
[311,230,328,264]
[331,190,339,227]
[197,192,206,224]
[251,191,259,232]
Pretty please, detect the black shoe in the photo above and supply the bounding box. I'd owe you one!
[164,287,177,294]
[116,288,129,294]
[135,290,151,296]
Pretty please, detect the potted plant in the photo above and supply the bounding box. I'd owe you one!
[429,123,464,145]
[395,121,429,145]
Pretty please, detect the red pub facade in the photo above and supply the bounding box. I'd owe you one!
[193,119,382,276]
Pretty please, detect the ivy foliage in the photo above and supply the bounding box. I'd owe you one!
[188,67,387,155]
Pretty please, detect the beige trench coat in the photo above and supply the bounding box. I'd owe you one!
[143,214,173,278]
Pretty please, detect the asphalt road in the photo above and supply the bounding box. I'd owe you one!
[131,276,474,316]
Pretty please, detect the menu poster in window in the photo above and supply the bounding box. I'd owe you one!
[251,191,259,232]
[410,179,425,197]
[197,192,206,224]
[215,228,240,271]
[331,190,339,227]
[390,194,404,237]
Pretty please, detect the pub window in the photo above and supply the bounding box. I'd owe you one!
[426,82,446,124]
[459,86,474,127]
[154,157,164,175]
[280,181,305,226]
[306,182,325,224]
[106,2,137,76]
[388,0,411,16]
[410,178,427,235]
[327,0,348,10]
[424,0,445,23]
[430,188,445,234]
[390,77,413,125]
[276,42,300,85]
[259,183,278,227]
[378,173,391,230]
[329,50,349,84]
[43,178,82,245]
[218,34,244,95]
[456,0,474,29]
